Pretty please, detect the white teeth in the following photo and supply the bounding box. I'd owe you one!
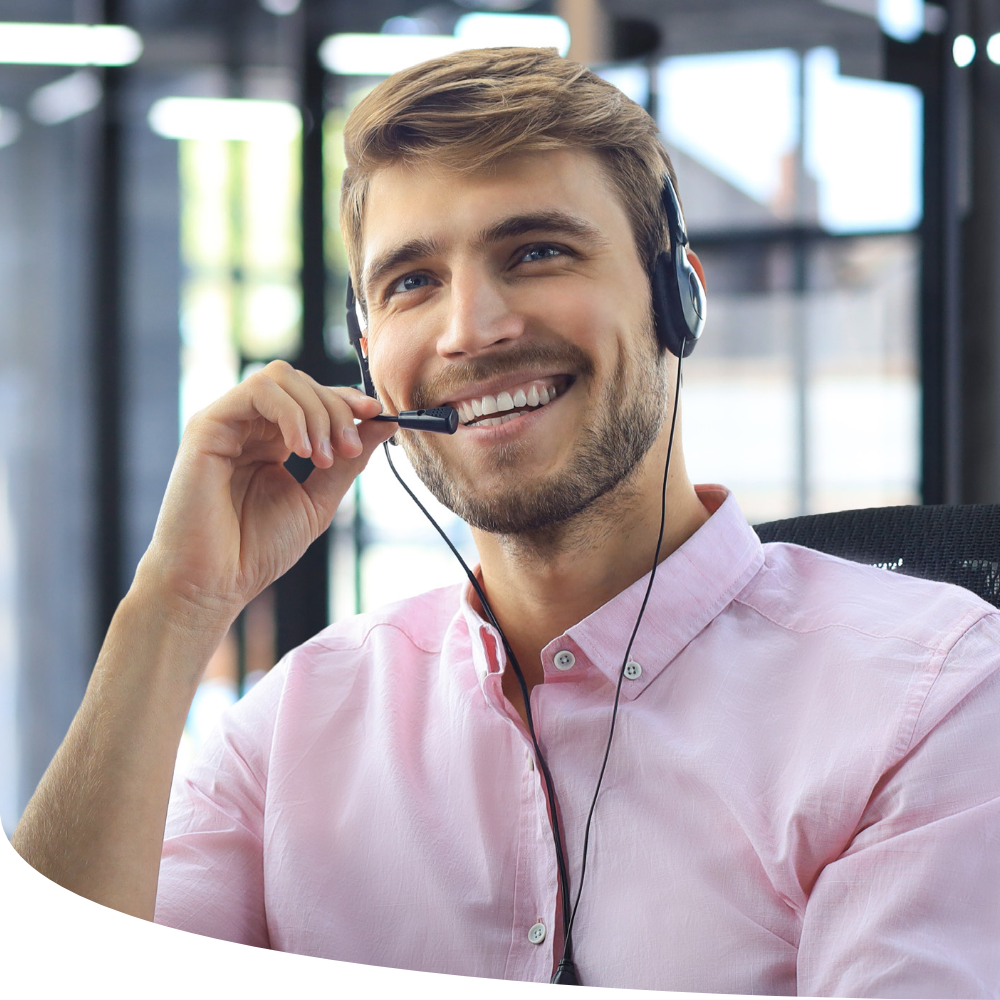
[477,413,519,427]
[457,379,565,426]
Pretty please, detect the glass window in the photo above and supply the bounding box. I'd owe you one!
[656,45,922,521]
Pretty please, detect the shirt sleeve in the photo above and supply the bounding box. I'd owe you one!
[796,611,1000,998]
[153,663,283,949]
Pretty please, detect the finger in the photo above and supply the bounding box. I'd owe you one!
[295,374,381,465]
[256,360,343,465]
[328,384,383,420]
[299,414,397,525]
[302,372,375,469]
[240,369,314,459]
[256,365,378,467]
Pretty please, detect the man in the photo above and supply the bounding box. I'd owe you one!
[12,47,1000,996]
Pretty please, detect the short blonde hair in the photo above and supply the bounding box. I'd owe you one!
[339,46,677,303]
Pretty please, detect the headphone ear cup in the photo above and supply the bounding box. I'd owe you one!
[674,244,706,354]
[650,249,705,359]
[655,173,706,359]
[651,251,685,357]
[346,280,378,400]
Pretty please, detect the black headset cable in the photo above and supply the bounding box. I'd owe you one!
[559,348,683,973]
[382,445,576,954]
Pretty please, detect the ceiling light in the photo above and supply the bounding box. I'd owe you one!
[321,14,570,76]
[29,70,102,124]
[147,98,301,142]
[453,13,569,53]
[319,34,463,76]
[0,23,142,66]
[878,0,924,42]
[953,34,976,67]
[987,33,1000,64]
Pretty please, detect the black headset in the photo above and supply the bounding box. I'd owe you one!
[650,172,707,357]
[343,171,705,986]
[345,172,705,409]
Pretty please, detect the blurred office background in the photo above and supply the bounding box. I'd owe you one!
[2,0,997,829]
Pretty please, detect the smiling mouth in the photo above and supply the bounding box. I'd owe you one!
[451,376,571,427]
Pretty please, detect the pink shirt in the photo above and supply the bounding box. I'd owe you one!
[155,487,1000,996]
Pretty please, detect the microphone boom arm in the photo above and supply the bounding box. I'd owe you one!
[372,407,459,434]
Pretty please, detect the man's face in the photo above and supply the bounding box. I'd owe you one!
[360,148,670,537]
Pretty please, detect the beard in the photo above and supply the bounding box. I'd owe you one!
[399,331,669,540]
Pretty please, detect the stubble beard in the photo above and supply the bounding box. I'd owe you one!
[399,333,669,547]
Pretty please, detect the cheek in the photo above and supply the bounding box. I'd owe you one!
[551,262,648,323]
[546,281,649,362]
[540,284,614,344]
[368,329,425,408]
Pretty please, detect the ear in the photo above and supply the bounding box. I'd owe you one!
[688,250,707,292]
[360,335,368,358]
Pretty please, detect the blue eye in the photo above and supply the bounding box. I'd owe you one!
[521,246,562,263]
[392,273,431,294]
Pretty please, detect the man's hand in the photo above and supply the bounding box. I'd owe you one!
[136,360,394,638]
[11,362,394,919]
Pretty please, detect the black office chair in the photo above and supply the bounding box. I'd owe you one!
[752,504,1000,609]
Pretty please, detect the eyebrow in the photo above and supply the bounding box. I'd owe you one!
[361,210,610,307]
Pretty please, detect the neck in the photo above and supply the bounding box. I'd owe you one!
[470,439,710,694]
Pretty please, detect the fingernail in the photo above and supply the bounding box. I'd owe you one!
[344,424,361,450]
[302,433,312,455]
[319,438,333,461]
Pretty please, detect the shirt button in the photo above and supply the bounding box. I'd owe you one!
[553,650,575,670]
[624,660,642,680]
[528,922,546,944]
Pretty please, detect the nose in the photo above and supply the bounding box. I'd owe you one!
[435,265,525,359]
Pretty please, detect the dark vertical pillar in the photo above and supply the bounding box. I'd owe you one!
[886,14,966,504]
[936,12,966,506]
[961,0,1000,503]
[275,0,331,658]
[92,0,125,648]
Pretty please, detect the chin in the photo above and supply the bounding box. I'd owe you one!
[401,412,662,539]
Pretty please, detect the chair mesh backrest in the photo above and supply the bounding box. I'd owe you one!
[752,504,1000,609]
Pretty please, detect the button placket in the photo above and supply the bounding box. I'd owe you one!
[506,746,558,981]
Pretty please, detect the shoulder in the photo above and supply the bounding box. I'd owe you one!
[242,581,468,708]
[730,540,1000,761]
[195,581,468,756]
[736,540,997,654]
[302,581,466,658]
[249,581,465,683]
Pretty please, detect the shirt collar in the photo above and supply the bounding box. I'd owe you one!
[459,486,765,697]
